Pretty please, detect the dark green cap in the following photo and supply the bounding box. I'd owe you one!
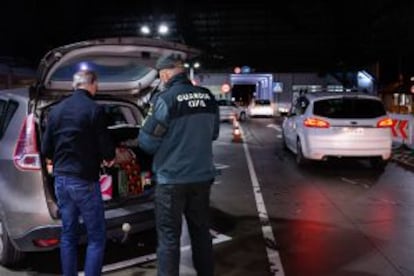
[155,54,184,70]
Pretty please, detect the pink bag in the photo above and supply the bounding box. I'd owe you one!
[99,174,113,201]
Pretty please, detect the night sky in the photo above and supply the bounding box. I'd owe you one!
[1,0,414,85]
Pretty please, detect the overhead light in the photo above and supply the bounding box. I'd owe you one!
[79,62,89,71]
[140,25,151,35]
[158,24,169,35]
[183,61,200,81]
[184,62,200,69]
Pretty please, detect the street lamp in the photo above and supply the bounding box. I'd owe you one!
[140,25,151,35]
[139,23,169,37]
[157,24,169,36]
[184,61,200,82]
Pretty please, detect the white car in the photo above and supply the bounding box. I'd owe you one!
[248,99,274,117]
[218,99,247,122]
[281,92,393,169]
[276,102,291,115]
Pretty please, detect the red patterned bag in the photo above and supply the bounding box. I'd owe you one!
[115,147,142,195]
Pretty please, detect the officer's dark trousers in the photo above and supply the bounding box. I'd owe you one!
[155,181,214,276]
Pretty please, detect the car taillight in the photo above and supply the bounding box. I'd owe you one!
[377,117,393,128]
[13,113,41,171]
[303,117,330,128]
[33,238,60,248]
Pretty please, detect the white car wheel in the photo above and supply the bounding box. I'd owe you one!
[370,157,388,171]
[296,139,308,166]
[281,131,288,150]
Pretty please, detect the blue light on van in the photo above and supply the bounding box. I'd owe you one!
[79,62,89,71]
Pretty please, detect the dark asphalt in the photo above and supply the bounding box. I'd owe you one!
[3,118,414,276]
[391,144,414,170]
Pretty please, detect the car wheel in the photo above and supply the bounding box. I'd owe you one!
[296,139,308,166]
[0,221,25,267]
[370,157,388,171]
[239,112,246,122]
[281,131,288,150]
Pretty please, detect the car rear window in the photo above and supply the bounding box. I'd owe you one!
[313,97,386,118]
[0,100,18,139]
[103,104,141,125]
[218,100,236,107]
[255,99,271,105]
[50,56,152,82]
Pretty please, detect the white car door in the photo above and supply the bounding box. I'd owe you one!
[283,97,308,152]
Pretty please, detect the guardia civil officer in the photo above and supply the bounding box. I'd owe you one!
[138,54,220,276]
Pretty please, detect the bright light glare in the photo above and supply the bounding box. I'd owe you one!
[184,62,200,69]
[358,70,373,81]
[158,24,169,35]
[79,62,89,71]
[140,25,151,35]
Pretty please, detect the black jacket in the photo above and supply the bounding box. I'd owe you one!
[42,89,115,181]
[138,72,220,184]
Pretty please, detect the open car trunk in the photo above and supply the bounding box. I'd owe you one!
[30,37,200,218]
[38,97,154,219]
[103,122,154,202]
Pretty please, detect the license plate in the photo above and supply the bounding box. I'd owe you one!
[341,127,364,134]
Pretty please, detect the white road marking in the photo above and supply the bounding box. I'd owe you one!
[240,126,285,276]
[181,231,232,252]
[213,179,221,185]
[100,253,157,274]
[340,177,358,185]
[267,124,282,132]
[215,163,230,184]
[214,163,230,170]
[78,231,232,274]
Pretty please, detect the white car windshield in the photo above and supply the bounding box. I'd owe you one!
[254,99,271,105]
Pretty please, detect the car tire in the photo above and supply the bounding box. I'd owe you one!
[370,157,388,171]
[296,139,308,166]
[282,132,288,150]
[0,221,25,267]
[239,112,246,122]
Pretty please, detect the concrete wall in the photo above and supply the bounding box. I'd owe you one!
[194,73,230,97]
[0,61,36,89]
[272,72,342,102]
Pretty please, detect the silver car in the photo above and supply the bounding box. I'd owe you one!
[247,99,274,117]
[0,37,199,267]
[217,99,247,122]
[282,92,393,169]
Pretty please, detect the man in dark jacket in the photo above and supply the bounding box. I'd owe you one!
[138,54,220,276]
[42,69,115,276]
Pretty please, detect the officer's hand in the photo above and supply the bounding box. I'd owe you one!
[46,158,53,174]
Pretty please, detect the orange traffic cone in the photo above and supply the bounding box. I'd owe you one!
[232,117,243,143]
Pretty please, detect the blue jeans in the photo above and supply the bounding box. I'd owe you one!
[54,175,106,276]
[155,181,214,276]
